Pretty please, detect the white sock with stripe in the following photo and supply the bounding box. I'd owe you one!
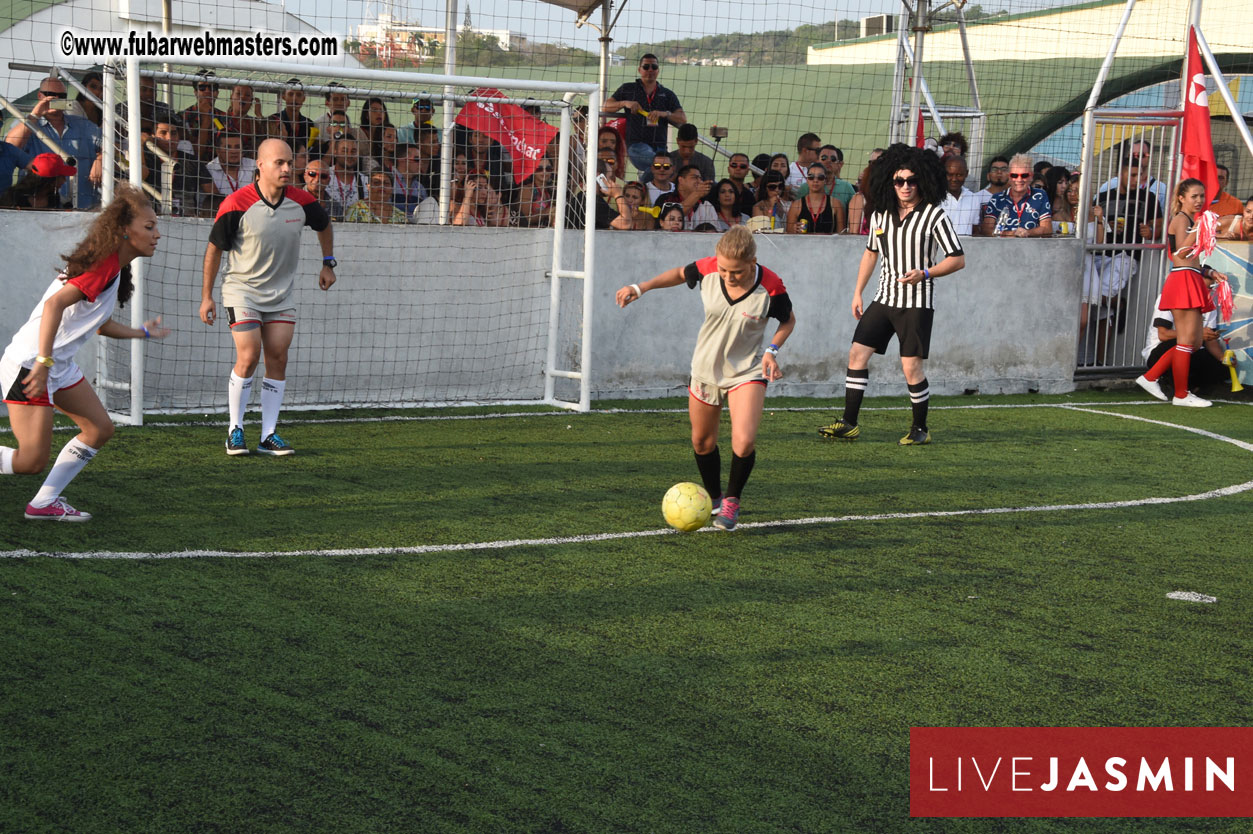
[30,438,97,508]
[229,372,253,431]
[261,378,286,439]
[1,446,14,475]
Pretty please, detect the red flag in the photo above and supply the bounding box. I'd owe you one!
[454,88,559,184]
[1181,27,1219,205]
[916,109,926,148]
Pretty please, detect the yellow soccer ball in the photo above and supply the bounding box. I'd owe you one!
[661,482,713,532]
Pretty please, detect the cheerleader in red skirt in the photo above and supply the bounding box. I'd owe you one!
[1136,178,1227,407]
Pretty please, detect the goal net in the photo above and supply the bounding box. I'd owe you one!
[96,57,597,423]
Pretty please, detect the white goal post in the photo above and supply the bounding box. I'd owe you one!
[98,56,599,424]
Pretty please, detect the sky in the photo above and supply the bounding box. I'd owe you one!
[281,0,1077,51]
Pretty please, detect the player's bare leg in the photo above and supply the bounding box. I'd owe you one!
[718,382,766,530]
[23,382,113,520]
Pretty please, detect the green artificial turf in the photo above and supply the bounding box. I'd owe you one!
[1,392,1251,832]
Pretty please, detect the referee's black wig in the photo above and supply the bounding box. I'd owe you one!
[867,143,947,211]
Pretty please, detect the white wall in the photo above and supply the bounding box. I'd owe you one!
[1,212,1085,418]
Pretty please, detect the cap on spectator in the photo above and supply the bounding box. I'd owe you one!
[412,96,433,110]
[676,123,698,142]
[30,153,77,177]
[285,77,303,91]
[194,68,219,89]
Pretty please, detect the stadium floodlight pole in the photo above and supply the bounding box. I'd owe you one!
[901,38,945,137]
[907,0,929,145]
[1194,27,1253,160]
[889,0,911,144]
[1078,0,1138,237]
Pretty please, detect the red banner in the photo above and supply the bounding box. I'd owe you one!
[1181,27,1220,206]
[454,88,559,184]
[911,727,1253,817]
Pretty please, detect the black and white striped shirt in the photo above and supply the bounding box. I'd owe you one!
[866,203,963,309]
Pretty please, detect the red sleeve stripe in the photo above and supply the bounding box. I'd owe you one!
[760,265,787,295]
[66,252,120,303]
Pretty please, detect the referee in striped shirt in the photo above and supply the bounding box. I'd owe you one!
[819,144,965,445]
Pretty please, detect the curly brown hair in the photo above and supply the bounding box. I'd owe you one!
[60,183,151,307]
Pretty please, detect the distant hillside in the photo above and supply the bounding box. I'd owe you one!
[620,5,1007,67]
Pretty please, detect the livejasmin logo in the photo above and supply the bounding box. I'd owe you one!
[926,754,1234,793]
[910,727,1253,818]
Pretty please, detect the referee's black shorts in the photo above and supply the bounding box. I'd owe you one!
[852,301,934,358]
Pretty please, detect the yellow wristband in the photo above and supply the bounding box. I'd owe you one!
[34,354,55,368]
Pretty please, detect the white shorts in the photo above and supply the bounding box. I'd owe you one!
[1,355,85,407]
[1084,253,1136,303]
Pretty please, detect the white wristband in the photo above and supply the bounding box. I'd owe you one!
[630,283,642,299]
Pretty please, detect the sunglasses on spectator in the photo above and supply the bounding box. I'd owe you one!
[39,90,67,98]
[640,63,659,70]
[729,162,748,169]
[653,162,671,170]
[1008,173,1032,179]
[894,176,919,187]
[807,174,827,181]
[197,84,217,92]
[766,183,782,191]
[819,154,840,162]
[806,145,821,152]
[305,171,328,180]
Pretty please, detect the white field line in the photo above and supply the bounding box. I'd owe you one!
[2,404,1250,560]
[4,397,1249,435]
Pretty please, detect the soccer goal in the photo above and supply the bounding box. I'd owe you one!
[97,57,599,424]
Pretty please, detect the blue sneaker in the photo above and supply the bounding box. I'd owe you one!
[225,427,249,456]
[257,433,295,456]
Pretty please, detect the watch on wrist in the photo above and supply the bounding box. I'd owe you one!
[34,354,55,368]
[323,257,337,269]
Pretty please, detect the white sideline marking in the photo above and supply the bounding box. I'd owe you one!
[1166,591,1217,603]
[6,397,1248,436]
[3,405,1251,560]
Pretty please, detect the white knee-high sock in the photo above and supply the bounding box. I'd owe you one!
[1,446,14,475]
[260,378,286,439]
[30,438,97,508]
[229,372,253,430]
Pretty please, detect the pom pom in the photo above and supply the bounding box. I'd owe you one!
[1213,275,1235,323]
[1194,210,1220,260]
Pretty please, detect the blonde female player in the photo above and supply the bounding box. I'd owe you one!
[0,184,170,521]
[1136,178,1228,408]
[616,226,796,530]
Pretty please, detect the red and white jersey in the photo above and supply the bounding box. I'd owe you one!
[2,253,122,367]
[209,184,330,312]
[683,256,792,389]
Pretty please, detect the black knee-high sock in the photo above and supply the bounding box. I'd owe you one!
[726,450,756,499]
[694,447,722,500]
[843,368,869,424]
[908,378,930,430]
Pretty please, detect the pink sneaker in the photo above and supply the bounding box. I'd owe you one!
[25,497,92,522]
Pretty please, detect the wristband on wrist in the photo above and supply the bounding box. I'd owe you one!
[923,268,931,280]
[142,326,151,339]
[764,343,779,356]
[629,283,643,299]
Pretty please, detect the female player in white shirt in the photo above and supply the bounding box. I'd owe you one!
[616,226,796,530]
[0,184,170,521]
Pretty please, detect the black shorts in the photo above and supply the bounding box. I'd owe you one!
[852,301,934,359]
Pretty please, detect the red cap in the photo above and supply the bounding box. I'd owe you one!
[30,153,77,178]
